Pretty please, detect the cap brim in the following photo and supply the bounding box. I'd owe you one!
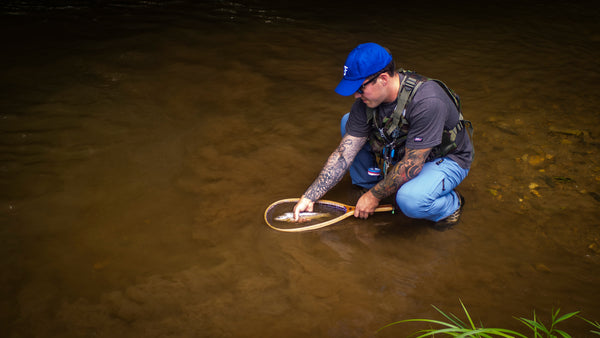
[335,78,364,96]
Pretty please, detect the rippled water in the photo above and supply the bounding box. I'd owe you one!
[1,1,599,337]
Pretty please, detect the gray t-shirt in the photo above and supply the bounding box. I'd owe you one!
[345,74,474,169]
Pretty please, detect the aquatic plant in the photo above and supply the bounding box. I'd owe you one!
[377,300,600,337]
[515,308,579,337]
[518,309,600,337]
[579,316,600,336]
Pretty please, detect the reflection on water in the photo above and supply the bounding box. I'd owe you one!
[1,0,599,336]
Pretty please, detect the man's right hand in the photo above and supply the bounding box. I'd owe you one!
[293,196,314,222]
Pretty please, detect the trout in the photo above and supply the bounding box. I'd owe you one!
[275,212,331,223]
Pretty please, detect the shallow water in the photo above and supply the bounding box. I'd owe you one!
[1,1,599,337]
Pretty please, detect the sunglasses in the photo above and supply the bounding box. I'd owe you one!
[356,73,381,94]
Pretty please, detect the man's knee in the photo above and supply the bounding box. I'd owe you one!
[396,188,432,219]
[340,113,350,136]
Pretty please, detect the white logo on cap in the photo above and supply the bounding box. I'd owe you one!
[343,65,348,76]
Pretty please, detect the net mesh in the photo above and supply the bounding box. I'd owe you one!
[264,200,349,230]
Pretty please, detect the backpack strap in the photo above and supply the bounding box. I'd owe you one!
[368,69,474,163]
[386,70,425,136]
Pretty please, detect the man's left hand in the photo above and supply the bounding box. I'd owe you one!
[355,190,381,219]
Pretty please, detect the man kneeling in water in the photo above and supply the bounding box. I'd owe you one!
[293,42,474,228]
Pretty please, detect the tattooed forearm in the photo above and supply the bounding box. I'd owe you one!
[304,135,366,201]
[370,148,431,200]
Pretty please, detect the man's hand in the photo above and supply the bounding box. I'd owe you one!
[293,196,314,222]
[354,190,381,219]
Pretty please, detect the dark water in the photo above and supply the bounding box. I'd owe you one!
[1,1,599,337]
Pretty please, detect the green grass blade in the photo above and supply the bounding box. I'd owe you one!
[553,329,572,338]
[423,327,469,335]
[554,311,579,325]
[457,328,528,338]
[519,317,547,331]
[547,309,578,334]
[514,317,535,330]
[432,304,468,328]
[531,312,539,337]
[434,327,509,337]
[578,316,600,327]
[494,329,529,338]
[459,299,477,329]
[405,327,470,338]
[377,318,459,333]
[456,329,494,338]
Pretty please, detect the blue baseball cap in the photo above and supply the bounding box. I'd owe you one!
[335,42,392,96]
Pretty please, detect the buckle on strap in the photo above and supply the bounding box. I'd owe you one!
[403,76,419,91]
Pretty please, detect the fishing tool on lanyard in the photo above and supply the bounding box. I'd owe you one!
[374,105,403,180]
[374,109,403,215]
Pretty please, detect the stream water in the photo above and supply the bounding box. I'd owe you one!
[1,0,599,337]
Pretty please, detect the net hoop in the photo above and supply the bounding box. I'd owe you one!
[264,198,393,232]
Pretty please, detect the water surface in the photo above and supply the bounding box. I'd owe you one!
[1,1,599,336]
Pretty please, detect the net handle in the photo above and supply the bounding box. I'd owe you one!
[264,198,394,233]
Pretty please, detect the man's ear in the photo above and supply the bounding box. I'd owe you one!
[379,72,389,86]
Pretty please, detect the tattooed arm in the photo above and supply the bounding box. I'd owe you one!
[304,134,366,201]
[354,147,431,218]
[293,134,366,220]
[371,147,431,199]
